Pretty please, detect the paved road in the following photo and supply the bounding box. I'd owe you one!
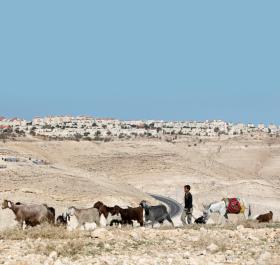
[149,193,183,218]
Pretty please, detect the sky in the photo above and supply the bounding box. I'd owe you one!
[0,1,279,124]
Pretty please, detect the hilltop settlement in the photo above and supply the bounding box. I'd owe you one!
[0,115,279,141]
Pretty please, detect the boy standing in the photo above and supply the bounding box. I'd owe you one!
[181,185,193,225]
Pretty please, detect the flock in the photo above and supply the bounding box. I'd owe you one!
[1,198,274,231]
[1,199,174,231]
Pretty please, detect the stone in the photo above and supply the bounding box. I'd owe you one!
[43,257,54,265]
[49,251,58,260]
[237,225,244,231]
[207,243,219,253]
[54,259,64,265]
[182,251,190,259]
[104,243,111,249]
[246,259,256,265]
[200,227,207,232]
[91,228,108,239]
[258,251,271,261]
[130,231,141,241]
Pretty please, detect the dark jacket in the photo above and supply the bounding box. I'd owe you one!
[184,192,193,209]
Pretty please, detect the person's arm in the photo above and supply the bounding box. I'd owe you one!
[184,193,189,208]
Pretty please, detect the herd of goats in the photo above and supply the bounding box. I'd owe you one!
[1,199,274,231]
[1,199,175,230]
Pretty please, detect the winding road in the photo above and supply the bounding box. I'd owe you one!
[149,193,183,218]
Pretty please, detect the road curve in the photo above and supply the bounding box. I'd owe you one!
[149,193,183,218]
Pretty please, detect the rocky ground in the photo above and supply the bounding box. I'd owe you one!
[0,222,279,265]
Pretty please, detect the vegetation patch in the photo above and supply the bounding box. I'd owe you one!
[0,225,86,240]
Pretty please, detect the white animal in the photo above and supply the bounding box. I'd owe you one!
[66,214,79,231]
[203,198,251,224]
[99,214,107,227]
[66,206,100,230]
[66,214,98,231]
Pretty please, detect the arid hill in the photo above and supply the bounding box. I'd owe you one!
[0,136,280,264]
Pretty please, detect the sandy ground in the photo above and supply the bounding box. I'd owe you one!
[0,136,280,264]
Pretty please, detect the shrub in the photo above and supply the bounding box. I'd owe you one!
[118,133,126,139]
[94,130,101,137]
[93,136,103,141]
[74,133,83,141]
[214,127,219,133]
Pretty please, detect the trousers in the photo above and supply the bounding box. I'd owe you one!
[181,208,193,225]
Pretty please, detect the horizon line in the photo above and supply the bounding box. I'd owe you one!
[0,114,279,126]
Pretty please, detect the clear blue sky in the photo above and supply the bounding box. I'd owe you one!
[0,1,279,124]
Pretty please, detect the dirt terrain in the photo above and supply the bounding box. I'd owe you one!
[0,136,280,264]
[0,223,280,265]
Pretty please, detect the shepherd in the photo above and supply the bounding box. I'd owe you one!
[181,184,193,225]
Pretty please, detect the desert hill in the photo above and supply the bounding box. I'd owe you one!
[1,136,280,229]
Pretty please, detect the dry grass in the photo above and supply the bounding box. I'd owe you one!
[0,224,279,263]
[0,225,115,259]
[1,221,279,241]
[242,220,280,229]
[33,240,101,259]
[0,224,87,240]
[0,220,280,240]
[173,221,280,231]
[32,238,156,259]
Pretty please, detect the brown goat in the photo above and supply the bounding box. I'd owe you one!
[2,200,55,228]
[14,202,55,222]
[113,205,144,226]
[256,211,273,223]
[93,201,115,218]
[93,201,104,210]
